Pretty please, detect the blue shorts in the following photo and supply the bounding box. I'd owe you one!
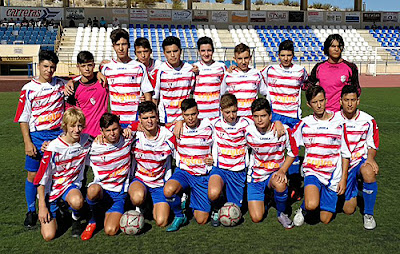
[130,178,166,204]
[247,174,273,202]
[25,129,62,172]
[304,175,338,213]
[170,168,211,213]
[102,189,127,214]
[210,166,246,207]
[271,112,300,129]
[48,184,79,218]
[345,158,366,201]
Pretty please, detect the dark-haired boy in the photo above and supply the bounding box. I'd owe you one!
[81,113,135,240]
[246,98,297,229]
[100,29,153,128]
[153,36,196,124]
[220,43,267,118]
[15,50,66,228]
[128,101,175,228]
[336,85,379,230]
[66,51,109,137]
[261,40,308,199]
[134,37,162,88]
[164,98,214,231]
[193,36,226,120]
[292,86,351,226]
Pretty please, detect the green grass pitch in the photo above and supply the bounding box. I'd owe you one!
[0,88,399,253]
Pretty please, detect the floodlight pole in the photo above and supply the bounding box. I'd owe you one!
[354,0,362,11]
[300,0,308,11]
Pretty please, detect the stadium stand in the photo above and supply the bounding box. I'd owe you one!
[369,28,400,61]
[0,26,57,51]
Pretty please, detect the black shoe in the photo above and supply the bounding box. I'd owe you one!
[71,219,82,238]
[24,211,38,229]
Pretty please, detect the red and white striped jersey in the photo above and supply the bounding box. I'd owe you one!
[292,113,351,192]
[14,77,66,132]
[146,58,163,88]
[262,64,307,119]
[212,117,252,172]
[175,118,214,176]
[34,134,92,202]
[193,61,226,120]
[220,68,268,117]
[133,127,176,188]
[153,62,196,124]
[100,59,153,124]
[89,136,135,193]
[246,123,298,183]
[335,110,379,171]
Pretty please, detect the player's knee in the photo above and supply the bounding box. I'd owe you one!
[305,200,319,211]
[195,215,209,225]
[87,185,101,200]
[361,167,376,183]
[343,203,356,215]
[69,195,84,210]
[41,230,56,242]
[104,224,119,236]
[320,214,333,224]
[163,184,175,198]
[250,213,263,223]
[155,216,168,227]
[208,188,221,201]
[273,182,287,193]
[27,171,37,182]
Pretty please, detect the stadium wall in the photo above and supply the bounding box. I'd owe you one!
[1,7,400,29]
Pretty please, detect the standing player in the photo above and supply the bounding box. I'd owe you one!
[292,86,351,226]
[193,36,226,120]
[129,101,175,227]
[15,50,66,228]
[66,51,109,138]
[261,40,308,199]
[153,36,196,125]
[164,99,214,231]
[246,98,297,229]
[305,34,361,112]
[100,29,153,128]
[208,93,251,226]
[34,108,92,241]
[81,113,134,240]
[220,43,268,118]
[134,37,162,88]
[337,85,379,229]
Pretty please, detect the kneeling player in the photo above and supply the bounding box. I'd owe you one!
[337,85,379,229]
[34,108,92,241]
[129,101,175,227]
[246,98,297,229]
[292,86,350,225]
[164,99,214,231]
[81,113,134,240]
[208,93,251,226]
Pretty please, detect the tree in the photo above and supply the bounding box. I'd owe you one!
[232,0,243,5]
[172,0,184,9]
[216,0,225,3]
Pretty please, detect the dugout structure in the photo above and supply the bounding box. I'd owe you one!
[0,44,39,76]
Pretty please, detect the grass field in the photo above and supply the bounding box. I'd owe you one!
[0,88,399,254]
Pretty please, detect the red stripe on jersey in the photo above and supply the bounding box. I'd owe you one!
[372,119,379,148]
[55,152,86,166]
[111,110,136,116]
[267,73,302,81]
[34,150,52,185]
[305,143,341,149]
[107,73,144,79]
[219,161,244,168]
[287,128,299,156]
[111,83,141,88]
[14,90,27,122]
[161,77,194,83]
[92,152,130,167]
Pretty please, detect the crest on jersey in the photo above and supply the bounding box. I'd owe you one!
[101,156,106,162]
[90,97,96,105]
[341,75,347,83]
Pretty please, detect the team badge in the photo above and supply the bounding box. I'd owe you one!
[341,75,347,83]
[90,97,96,105]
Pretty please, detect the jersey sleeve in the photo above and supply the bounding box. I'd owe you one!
[285,127,299,157]
[367,119,379,150]
[149,69,158,89]
[258,73,269,97]
[292,120,305,147]
[220,74,228,96]
[303,62,321,91]
[349,62,361,96]
[14,89,31,123]
[152,70,162,100]
[340,124,352,159]
[65,81,79,106]
[140,65,154,94]
[33,150,54,186]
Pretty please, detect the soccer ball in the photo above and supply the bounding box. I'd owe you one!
[219,202,242,227]
[120,210,144,235]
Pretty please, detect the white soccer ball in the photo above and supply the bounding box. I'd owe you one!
[120,210,144,235]
[219,202,242,227]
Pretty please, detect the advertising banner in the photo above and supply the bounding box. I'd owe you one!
[345,12,360,23]
[148,9,171,21]
[172,10,192,22]
[250,11,266,22]
[267,11,288,22]
[112,9,129,23]
[66,8,84,20]
[382,12,398,22]
[130,9,148,22]
[289,11,304,22]
[211,11,228,23]
[231,11,248,23]
[326,12,342,23]
[193,10,208,22]
[1,7,64,20]
[307,11,323,23]
[363,12,381,22]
